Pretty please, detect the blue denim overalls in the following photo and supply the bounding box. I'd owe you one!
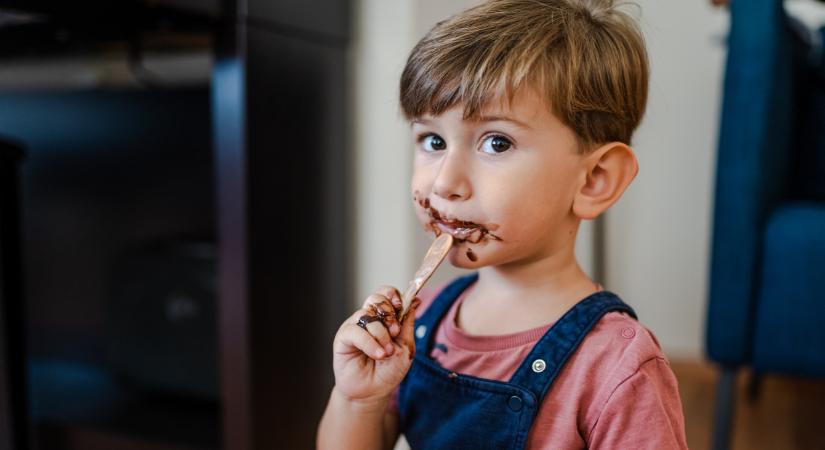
[398,273,637,450]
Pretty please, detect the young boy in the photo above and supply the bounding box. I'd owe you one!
[318,0,688,448]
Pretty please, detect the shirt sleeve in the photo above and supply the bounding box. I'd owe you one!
[587,357,688,450]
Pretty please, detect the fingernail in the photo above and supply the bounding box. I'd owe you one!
[385,344,394,355]
[375,348,385,358]
[390,323,400,335]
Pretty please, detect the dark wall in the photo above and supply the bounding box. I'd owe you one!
[0,88,214,365]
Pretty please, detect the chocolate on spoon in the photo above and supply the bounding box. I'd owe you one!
[399,233,454,322]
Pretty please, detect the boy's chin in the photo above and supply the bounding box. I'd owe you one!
[447,246,484,268]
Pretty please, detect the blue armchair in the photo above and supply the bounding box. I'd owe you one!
[707,1,825,449]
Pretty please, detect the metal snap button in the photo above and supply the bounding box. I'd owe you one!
[532,359,547,373]
[415,325,427,339]
[508,395,523,411]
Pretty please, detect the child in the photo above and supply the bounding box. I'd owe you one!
[318,0,688,448]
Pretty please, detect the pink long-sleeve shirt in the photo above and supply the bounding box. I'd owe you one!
[390,285,688,449]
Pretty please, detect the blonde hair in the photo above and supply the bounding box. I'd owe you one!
[399,0,649,151]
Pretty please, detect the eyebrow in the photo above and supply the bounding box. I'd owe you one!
[476,115,532,130]
[411,115,532,130]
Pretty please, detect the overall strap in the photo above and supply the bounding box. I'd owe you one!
[414,273,479,354]
[508,291,637,402]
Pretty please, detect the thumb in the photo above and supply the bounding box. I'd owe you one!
[396,297,421,353]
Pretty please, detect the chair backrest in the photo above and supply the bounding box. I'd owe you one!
[707,0,797,366]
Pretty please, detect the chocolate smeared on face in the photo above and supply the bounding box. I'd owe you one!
[415,195,502,244]
[466,248,478,262]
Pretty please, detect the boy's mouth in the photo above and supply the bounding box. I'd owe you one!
[414,194,502,243]
[433,221,497,243]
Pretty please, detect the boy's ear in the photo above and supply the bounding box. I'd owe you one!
[572,142,639,220]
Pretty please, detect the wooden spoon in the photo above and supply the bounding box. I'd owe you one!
[399,233,454,322]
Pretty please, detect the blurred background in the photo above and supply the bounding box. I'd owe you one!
[0,0,823,449]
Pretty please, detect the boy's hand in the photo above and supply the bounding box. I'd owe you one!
[332,286,421,407]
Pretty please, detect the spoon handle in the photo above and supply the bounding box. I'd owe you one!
[399,233,454,321]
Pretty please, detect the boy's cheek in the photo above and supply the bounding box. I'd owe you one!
[410,185,433,223]
[415,209,433,233]
[410,163,437,192]
[409,196,434,232]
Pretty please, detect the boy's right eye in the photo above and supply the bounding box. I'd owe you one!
[421,134,447,152]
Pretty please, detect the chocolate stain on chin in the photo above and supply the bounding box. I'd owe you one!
[466,248,478,262]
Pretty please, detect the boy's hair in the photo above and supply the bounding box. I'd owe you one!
[399,0,649,151]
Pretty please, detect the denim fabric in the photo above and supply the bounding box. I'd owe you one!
[398,274,637,450]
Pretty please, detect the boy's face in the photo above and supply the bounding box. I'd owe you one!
[410,88,587,269]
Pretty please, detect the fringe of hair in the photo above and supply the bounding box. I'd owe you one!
[399,0,649,151]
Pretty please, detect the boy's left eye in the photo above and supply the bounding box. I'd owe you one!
[480,135,513,154]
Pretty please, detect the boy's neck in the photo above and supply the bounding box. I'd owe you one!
[476,247,596,303]
[457,244,599,335]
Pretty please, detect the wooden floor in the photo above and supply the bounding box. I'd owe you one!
[671,360,825,450]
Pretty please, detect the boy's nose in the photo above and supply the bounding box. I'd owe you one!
[432,151,471,201]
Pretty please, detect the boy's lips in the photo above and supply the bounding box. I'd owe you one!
[430,219,502,243]
[424,209,502,244]
[412,192,502,243]
[433,221,469,233]
[434,221,483,241]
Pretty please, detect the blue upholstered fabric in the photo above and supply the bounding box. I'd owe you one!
[706,0,796,366]
[707,0,825,377]
[752,204,825,377]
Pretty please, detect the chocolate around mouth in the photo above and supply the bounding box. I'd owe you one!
[414,195,502,244]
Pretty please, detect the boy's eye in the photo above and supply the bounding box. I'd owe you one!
[422,134,447,152]
[480,135,513,154]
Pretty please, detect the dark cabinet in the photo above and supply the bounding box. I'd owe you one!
[1,139,26,450]
[0,0,351,448]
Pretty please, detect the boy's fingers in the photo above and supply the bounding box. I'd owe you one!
[396,298,421,348]
[362,293,389,309]
[336,324,388,360]
[361,294,401,336]
[375,285,403,311]
[366,321,395,356]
